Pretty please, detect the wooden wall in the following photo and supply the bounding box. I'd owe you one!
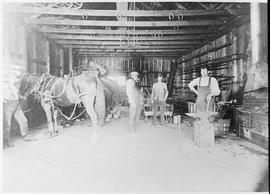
[26,29,63,76]
[74,56,174,93]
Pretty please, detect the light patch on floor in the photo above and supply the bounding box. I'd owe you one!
[2,116,268,192]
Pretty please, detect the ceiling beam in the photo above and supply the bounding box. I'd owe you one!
[76,48,187,53]
[49,34,206,41]
[66,45,193,49]
[77,51,183,55]
[38,27,212,35]
[78,54,179,58]
[55,40,201,45]
[198,3,211,10]
[175,3,188,10]
[29,18,221,27]
[6,6,248,16]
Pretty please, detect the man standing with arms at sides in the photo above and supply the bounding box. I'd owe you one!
[125,71,142,133]
[151,73,168,125]
[188,67,220,112]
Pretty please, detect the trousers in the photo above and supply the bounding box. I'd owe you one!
[129,101,141,130]
[3,100,29,142]
[152,100,165,124]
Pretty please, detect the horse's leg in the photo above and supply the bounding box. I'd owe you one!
[53,108,59,135]
[41,101,55,138]
[80,95,99,145]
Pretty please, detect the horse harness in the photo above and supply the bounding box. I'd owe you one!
[31,74,93,120]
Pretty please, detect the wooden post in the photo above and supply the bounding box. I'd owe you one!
[68,45,73,75]
[45,40,50,74]
[32,35,37,74]
[60,48,64,77]
[250,3,260,65]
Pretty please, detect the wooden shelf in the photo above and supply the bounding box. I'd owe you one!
[179,53,247,74]
[140,71,171,74]
[180,42,232,63]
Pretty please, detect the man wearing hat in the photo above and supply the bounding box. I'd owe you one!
[151,73,168,125]
[188,67,220,112]
[125,71,142,132]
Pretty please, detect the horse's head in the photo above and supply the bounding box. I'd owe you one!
[19,74,44,101]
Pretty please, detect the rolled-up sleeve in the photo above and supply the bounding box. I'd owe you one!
[210,77,221,96]
[188,77,199,88]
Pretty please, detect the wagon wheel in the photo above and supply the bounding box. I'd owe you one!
[72,2,83,9]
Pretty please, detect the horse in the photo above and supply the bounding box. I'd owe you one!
[18,61,113,144]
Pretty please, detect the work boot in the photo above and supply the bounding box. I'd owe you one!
[3,139,14,149]
[23,133,37,142]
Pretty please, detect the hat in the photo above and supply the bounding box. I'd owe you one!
[157,73,163,77]
[130,71,139,77]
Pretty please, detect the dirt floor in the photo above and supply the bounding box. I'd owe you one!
[2,113,269,192]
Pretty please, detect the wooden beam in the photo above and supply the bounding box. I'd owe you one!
[78,52,182,56]
[38,27,212,35]
[78,54,179,59]
[175,3,188,10]
[68,45,73,73]
[77,49,187,53]
[6,6,248,16]
[29,18,221,27]
[56,40,201,45]
[198,3,211,10]
[69,45,193,49]
[49,34,206,41]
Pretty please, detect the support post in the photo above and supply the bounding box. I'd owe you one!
[68,45,73,75]
[250,3,261,65]
[60,48,64,77]
[45,40,50,74]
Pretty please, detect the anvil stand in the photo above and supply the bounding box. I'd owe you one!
[186,109,218,147]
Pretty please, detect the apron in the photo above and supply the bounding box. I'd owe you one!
[196,77,214,112]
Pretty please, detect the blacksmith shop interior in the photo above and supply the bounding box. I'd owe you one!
[1,1,268,192]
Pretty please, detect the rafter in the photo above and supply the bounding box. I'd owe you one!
[28,18,221,27]
[65,45,193,49]
[56,40,201,45]
[5,6,249,17]
[49,34,206,41]
[77,49,186,53]
[38,27,212,35]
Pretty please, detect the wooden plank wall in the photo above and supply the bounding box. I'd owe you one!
[74,56,173,91]
[27,29,63,76]
[174,23,251,102]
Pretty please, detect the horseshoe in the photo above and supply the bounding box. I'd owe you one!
[169,13,174,21]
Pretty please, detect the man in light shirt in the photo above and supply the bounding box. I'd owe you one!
[126,71,142,132]
[188,67,220,112]
[3,72,36,148]
[151,73,168,125]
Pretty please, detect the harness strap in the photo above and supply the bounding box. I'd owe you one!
[51,101,86,121]
[49,78,69,99]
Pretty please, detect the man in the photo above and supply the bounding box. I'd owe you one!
[125,71,142,132]
[188,67,220,112]
[151,73,168,125]
[3,72,35,148]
